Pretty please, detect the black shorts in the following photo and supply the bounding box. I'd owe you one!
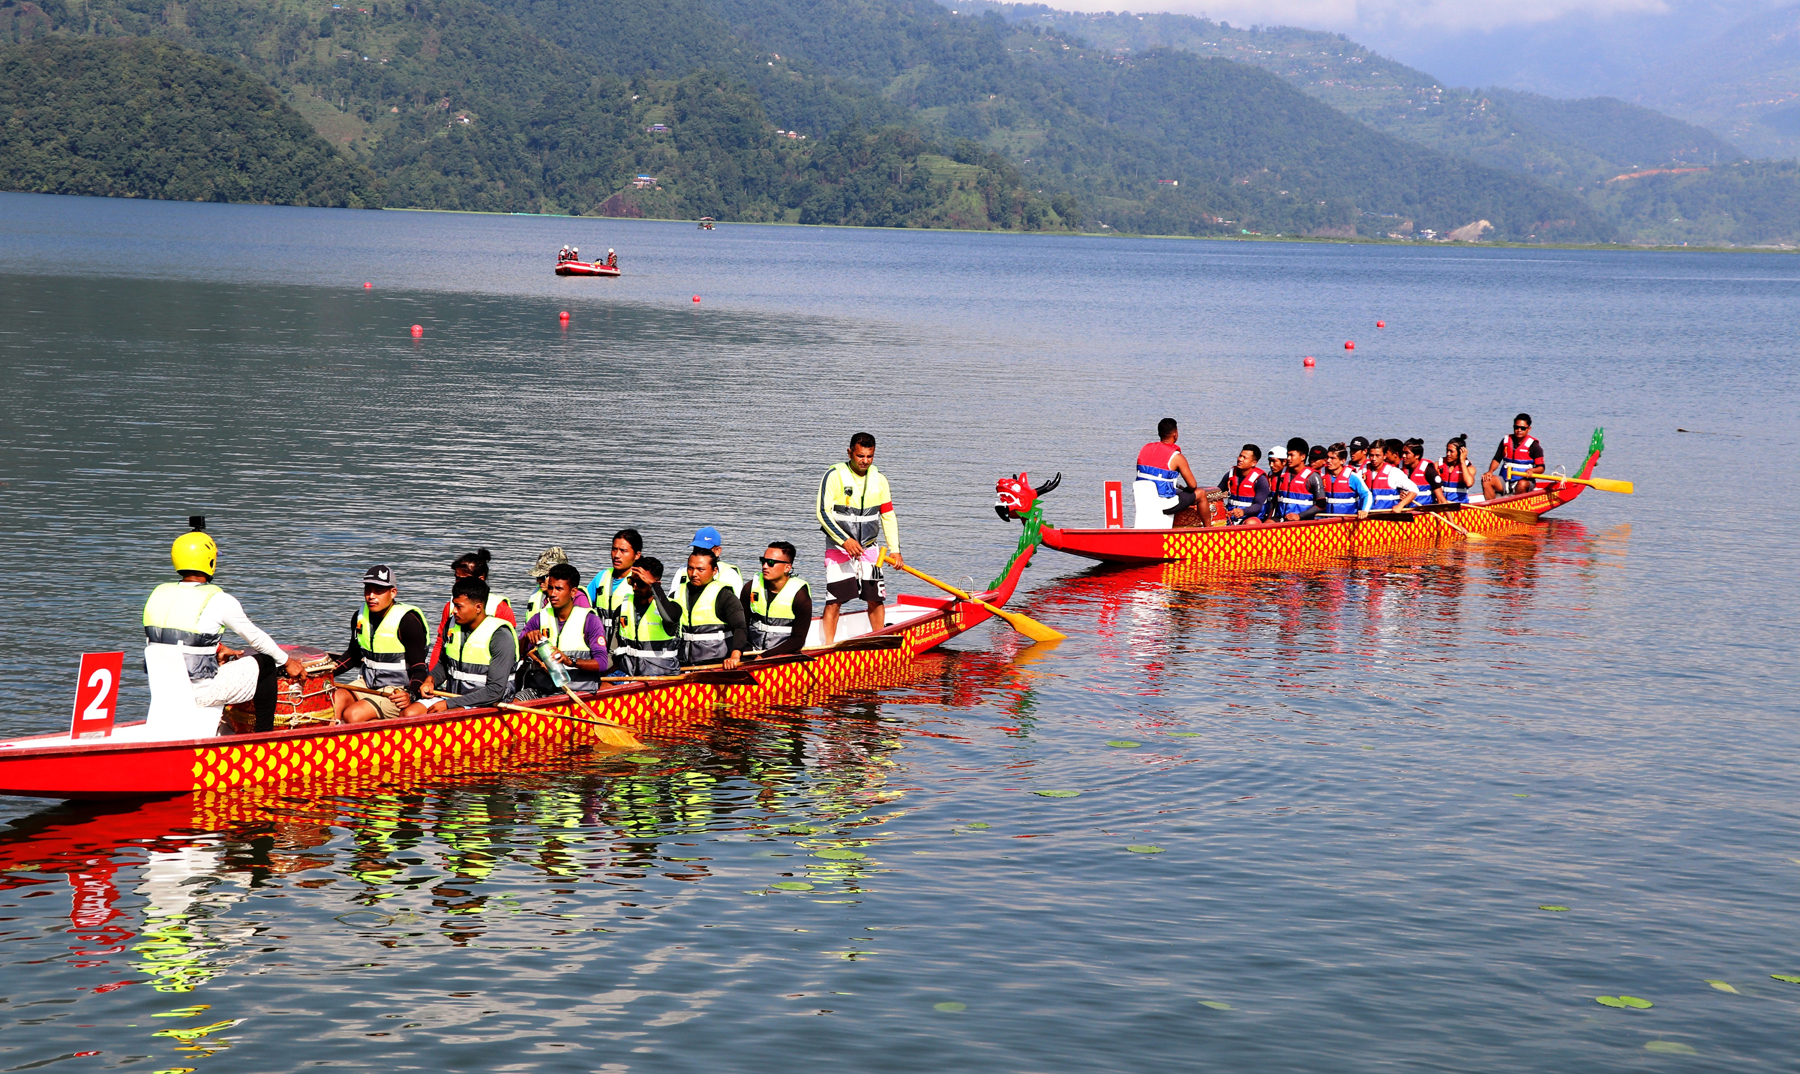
[826,574,886,607]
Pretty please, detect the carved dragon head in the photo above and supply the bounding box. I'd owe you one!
[995,472,1061,521]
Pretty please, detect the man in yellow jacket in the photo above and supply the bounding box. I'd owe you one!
[815,431,903,644]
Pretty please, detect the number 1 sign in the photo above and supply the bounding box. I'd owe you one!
[71,652,124,739]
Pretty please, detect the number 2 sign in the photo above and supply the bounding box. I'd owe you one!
[71,652,124,740]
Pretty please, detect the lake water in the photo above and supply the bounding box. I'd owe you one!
[1,191,1797,1072]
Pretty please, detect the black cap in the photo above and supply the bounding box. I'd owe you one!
[1349,436,1370,452]
[361,564,397,589]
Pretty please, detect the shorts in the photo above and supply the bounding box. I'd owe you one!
[824,548,886,607]
[342,677,405,720]
[190,656,263,707]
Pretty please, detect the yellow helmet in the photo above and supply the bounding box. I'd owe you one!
[171,520,217,576]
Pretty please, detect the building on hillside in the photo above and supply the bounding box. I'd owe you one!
[633,175,659,189]
[646,123,669,133]
[1156,179,1178,187]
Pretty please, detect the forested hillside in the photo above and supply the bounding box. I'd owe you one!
[0,36,379,205]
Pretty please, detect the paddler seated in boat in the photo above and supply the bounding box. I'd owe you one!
[518,563,608,699]
[679,548,748,670]
[559,245,569,262]
[1368,439,1420,511]
[1321,444,1374,518]
[605,248,617,267]
[1482,413,1544,499]
[1274,438,1328,521]
[1261,447,1290,521]
[430,548,516,669]
[586,527,642,633]
[329,564,429,725]
[407,577,518,715]
[144,517,307,733]
[609,556,683,678]
[1218,444,1271,525]
[526,546,590,621]
[743,541,813,659]
[1133,417,1204,529]
[1348,437,1375,480]
[817,431,903,644]
[1439,435,1474,504]
[673,526,744,592]
[1401,438,1446,506]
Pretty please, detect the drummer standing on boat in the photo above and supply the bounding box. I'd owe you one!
[142,517,306,733]
[816,432,902,644]
[1134,418,1205,529]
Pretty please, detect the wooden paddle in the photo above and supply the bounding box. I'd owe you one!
[879,552,1065,642]
[1425,510,1485,542]
[495,700,642,750]
[1463,503,1541,524]
[1531,473,1633,494]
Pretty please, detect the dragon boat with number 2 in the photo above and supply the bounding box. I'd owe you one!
[0,489,1060,801]
[1040,428,1610,566]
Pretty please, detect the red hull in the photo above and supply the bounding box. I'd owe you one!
[554,260,620,276]
[0,544,1038,800]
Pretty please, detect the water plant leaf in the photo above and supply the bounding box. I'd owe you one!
[1034,790,1080,798]
[771,882,814,891]
[1771,974,1800,983]
[1619,996,1653,1008]
[1125,845,1165,854]
[1539,905,1571,912]
[1644,1042,1697,1055]
[1704,980,1738,993]
[1513,794,1531,797]
[1166,732,1200,737]
[624,755,662,764]
[1199,1000,1232,1010]
[965,822,991,829]
[1595,996,1628,1008]
[1106,740,1141,748]
[816,849,866,860]
[933,1002,967,1012]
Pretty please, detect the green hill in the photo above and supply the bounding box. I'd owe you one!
[0,36,380,206]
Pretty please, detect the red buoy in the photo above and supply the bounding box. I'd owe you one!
[1303,355,1316,368]
[1344,340,1355,350]
[692,295,701,303]
[1376,320,1385,328]
[363,282,373,289]
[559,311,570,321]
[410,324,423,337]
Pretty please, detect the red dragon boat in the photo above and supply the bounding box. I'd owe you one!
[554,260,620,277]
[0,498,1053,801]
[1040,428,1608,566]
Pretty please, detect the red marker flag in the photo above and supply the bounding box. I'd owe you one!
[71,652,124,739]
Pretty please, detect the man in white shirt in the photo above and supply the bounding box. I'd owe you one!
[142,519,304,733]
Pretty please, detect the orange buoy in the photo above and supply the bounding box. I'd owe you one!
[1376,320,1385,328]
[1344,340,1355,350]
[1303,355,1316,368]
[410,324,423,337]
[692,295,701,303]
[363,282,372,289]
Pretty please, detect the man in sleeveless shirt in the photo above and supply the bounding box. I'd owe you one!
[1134,418,1204,528]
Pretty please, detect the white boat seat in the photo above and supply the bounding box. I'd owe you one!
[140,645,224,740]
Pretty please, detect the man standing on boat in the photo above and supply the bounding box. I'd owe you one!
[1134,418,1205,529]
[817,432,902,644]
[409,576,517,714]
[330,564,430,725]
[1218,445,1271,525]
[1482,413,1545,499]
[143,517,306,733]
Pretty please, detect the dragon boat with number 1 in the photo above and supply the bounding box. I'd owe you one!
[0,491,1058,801]
[1039,428,1609,566]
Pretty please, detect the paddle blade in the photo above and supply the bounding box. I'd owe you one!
[991,604,1067,643]
[1587,476,1633,494]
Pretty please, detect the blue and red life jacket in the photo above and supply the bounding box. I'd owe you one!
[1439,457,1469,503]
[1135,441,1184,498]
[1323,472,1360,514]
[1226,466,1265,518]
[1501,435,1540,488]
[1275,466,1316,519]
[1368,466,1400,511]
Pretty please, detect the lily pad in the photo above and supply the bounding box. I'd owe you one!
[1125,845,1165,854]
[623,755,662,764]
[1513,794,1531,798]
[933,1001,967,1013]
[771,881,814,891]
[1034,789,1080,798]
[965,822,991,829]
[1644,1042,1698,1055]
[783,825,821,835]
[816,849,867,860]
[1597,996,1652,1009]
[1199,1000,1232,1010]
[1771,974,1800,984]
[1106,740,1141,748]
[1704,980,1738,993]
[1166,732,1201,737]
[1539,905,1571,912]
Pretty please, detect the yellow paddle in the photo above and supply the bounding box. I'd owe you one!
[879,552,1065,642]
[496,699,642,751]
[1529,473,1634,494]
[1463,503,1541,524]
[1425,510,1485,542]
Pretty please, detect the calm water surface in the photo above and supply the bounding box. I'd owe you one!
[0,192,1797,1072]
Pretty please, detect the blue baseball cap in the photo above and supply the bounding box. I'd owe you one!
[692,525,723,547]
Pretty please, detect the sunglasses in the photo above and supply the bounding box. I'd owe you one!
[1514,424,1530,430]
[760,557,792,567]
